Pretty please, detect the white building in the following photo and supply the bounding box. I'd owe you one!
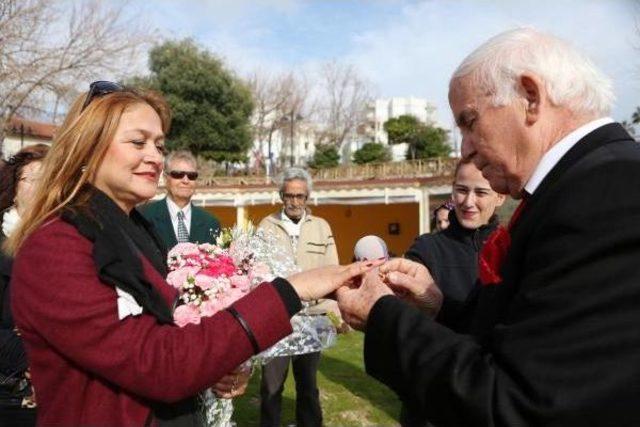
[362,97,445,161]
[248,96,453,169]
[249,110,318,172]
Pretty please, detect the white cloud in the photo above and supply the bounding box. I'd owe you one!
[136,0,640,124]
[346,0,639,124]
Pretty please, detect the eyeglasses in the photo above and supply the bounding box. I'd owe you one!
[282,193,307,201]
[167,170,199,181]
[81,80,124,111]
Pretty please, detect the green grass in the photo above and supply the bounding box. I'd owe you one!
[232,331,401,426]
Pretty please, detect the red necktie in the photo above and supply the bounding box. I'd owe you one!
[478,195,528,286]
[507,194,528,230]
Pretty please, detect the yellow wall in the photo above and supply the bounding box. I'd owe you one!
[207,203,420,264]
[205,206,237,229]
[314,204,420,263]
[204,205,276,229]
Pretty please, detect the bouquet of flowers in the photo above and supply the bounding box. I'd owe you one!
[166,225,337,427]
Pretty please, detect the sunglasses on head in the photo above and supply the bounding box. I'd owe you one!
[81,80,124,112]
[167,170,199,181]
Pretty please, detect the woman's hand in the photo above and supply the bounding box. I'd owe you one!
[379,258,442,317]
[287,259,384,301]
[335,269,394,331]
[212,366,252,399]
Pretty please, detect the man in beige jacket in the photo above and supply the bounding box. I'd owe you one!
[259,167,338,427]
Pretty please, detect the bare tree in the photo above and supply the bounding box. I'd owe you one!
[248,72,291,174]
[278,73,310,168]
[0,0,149,155]
[248,71,311,172]
[314,61,373,150]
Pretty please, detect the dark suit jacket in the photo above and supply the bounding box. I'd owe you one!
[365,123,640,426]
[139,197,220,249]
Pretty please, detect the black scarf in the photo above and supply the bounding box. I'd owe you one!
[63,189,201,426]
[61,188,174,324]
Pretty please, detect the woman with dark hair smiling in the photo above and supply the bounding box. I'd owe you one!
[5,82,377,427]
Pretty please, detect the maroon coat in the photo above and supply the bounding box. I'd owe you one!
[11,218,295,427]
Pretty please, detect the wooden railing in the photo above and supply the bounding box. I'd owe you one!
[200,175,274,187]
[310,158,458,181]
[197,157,459,187]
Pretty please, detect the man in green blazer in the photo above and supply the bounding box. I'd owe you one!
[140,150,220,249]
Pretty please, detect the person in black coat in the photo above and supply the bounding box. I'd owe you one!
[0,144,49,427]
[337,28,640,426]
[400,161,504,426]
[406,160,504,329]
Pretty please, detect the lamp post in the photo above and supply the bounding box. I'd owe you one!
[266,139,273,177]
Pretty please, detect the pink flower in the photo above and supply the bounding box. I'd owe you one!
[195,273,217,291]
[200,299,224,317]
[201,255,236,278]
[249,262,272,283]
[173,304,201,327]
[198,243,217,252]
[183,254,204,265]
[230,274,251,292]
[166,266,200,289]
[220,287,245,307]
[168,242,200,258]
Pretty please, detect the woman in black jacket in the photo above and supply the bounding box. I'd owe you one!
[406,159,506,327]
[401,159,506,427]
[0,144,49,427]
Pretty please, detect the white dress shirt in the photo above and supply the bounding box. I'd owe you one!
[166,197,192,237]
[524,117,614,195]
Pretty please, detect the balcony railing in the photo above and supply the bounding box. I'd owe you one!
[200,175,274,186]
[310,157,458,181]
[197,157,459,187]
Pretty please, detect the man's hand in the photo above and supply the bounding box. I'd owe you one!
[287,259,384,301]
[212,366,252,399]
[379,258,442,318]
[336,269,394,331]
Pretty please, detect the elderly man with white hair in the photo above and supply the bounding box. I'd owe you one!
[258,167,339,427]
[337,28,640,426]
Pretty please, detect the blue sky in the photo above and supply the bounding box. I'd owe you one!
[129,0,639,126]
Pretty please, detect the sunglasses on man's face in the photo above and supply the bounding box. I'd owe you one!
[167,170,199,181]
[81,80,124,111]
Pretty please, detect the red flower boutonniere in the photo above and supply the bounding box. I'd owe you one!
[478,197,528,286]
[478,225,510,286]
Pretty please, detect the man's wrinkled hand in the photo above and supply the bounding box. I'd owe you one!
[379,258,442,317]
[336,269,394,331]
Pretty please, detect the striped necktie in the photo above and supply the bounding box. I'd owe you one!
[176,210,189,243]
